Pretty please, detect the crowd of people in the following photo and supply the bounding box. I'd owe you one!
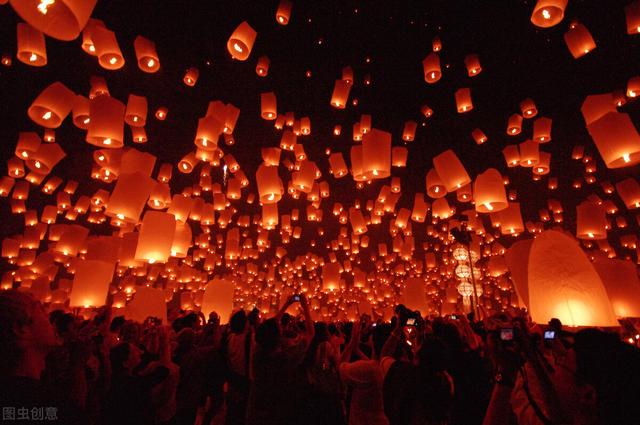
[1,290,639,425]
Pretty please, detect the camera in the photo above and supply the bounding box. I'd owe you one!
[500,328,514,341]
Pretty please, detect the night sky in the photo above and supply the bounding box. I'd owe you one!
[1,0,639,267]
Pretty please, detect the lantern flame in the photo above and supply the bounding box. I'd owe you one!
[233,43,244,53]
[623,153,631,163]
[542,9,551,19]
[29,53,38,62]
[42,111,52,120]
[37,0,55,15]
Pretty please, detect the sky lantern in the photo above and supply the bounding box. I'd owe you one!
[9,0,97,41]
[15,132,41,160]
[135,211,176,263]
[576,201,607,240]
[471,128,487,145]
[322,262,341,292]
[625,0,640,34]
[581,94,616,126]
[530,0,567,28]
[261,92,277,120]
[69,258,114,308]
[519,98,538,118]
[261,147,281,166]
[402,120,417,142]
[183,67,199,86]
[362,128,391,179]
[195,116,223,149]
[125,287,167,324]
[28,82,75,128]
[276,0,292,25]
[81,18,104,55]
[422,53,441,83]
[105,171,156,225]
[432,197,452,220]
[454,88,473,113]
[615,178,640,209]
[16,23,47,66]
[328,152,348,177]
[201,279,234,323]
[426,168,446,198]
[586,112,640,168]
[256,164,283,203]
[533,151,551,175]
[134,35,160,72]
[593,258,640,318]
[28,143,66,174]
[527,230,618,326]
[506,113,523,135]
[464,54,482,76]
[499,203,524,235]
[342,66,354,85]
[86,95,125,148]
[391,146,408,167]
[518,140,539,167]
[227,21,257,61]
[330,79,351,108]
[256,55,270,76]
[292,159,316,193]
[349,207,367,235]
[532,117,552,143]
[125,94,148,127]
[474,168,508,213]
[564,22,596,59]
[92,25,124,70]
[433,150,470,192]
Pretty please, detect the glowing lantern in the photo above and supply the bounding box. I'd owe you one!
[402,121,417,142]
[507,113,523,135]
[125,287,167,324]
[261,92,277,120]
[134,35,160,72]
[86,96,125,148]
[464,54,482,76]
[342,66,354,85]
[105,172,156,225]
[625,0,640,34]
[72,95,90,129]
[262,203,278,229]
[474,168,508,213]
[256,55,270,76]
[530,0,567,28]
[392,147,408,167]
[15,132,41,159]
[362,128,391,179]
[148,182,171,209]
[329,153,348,178]
[519,140,539,167]
[261,147,281,166]
[276,0,292,25]
[615,178,640,209]
[576,201,607,240]
[9,0,97,41]
[593,258,640,318]
[92,25,124,70]
[564,23,596,59]
[201,279,234,323]
[471,128,487,145]
[426,168,446,199]
[81,18,103,55]
[227,21,257,61]
[134,211,176,263]
[54,224,88,257]
[432,198,452,219]
[520,98,538,118]
[422,53,441,83]
[499,203,524,235]
[70,259,114,307]
[195,116,223,149]
[17,23,47,66]
[125,94,147,127]
[155,107,168,121]
[256,164,283,204]
[433,150,470,192]
[183,67,199,86]
[533,117,552,143]
[28,143,66,174]
[330,79,351,108]
[587,112,640,168]
[322,262,341,292]
[349,207,367,235]
[28,82,75,128]
[454,88,473,113]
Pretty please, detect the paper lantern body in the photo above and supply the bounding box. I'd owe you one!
[474,168,508,213]
[362,129,391,179]
[261,92,277,120]
[256,165,283,204]
[527,230,618,327]
[28,82,75,128]
[201,279,234,323]
[125,94,148,127]
[276,0,292,25]
[576,201,607,240]
[587,112,640,168]
[433,150,471,192]
[530,0,567,28]
[9,0,97,41]
[564,23,596,59]
[70,259,114,307]
[593,258,640,318]
[86,95,125,148]
[422,53,441,83]
[227,21,257,61]
[455,88,473,113]
[135,211,176,263]
[330,79,351,109]
[105,172,156,224]
[125,286,167,324]
[17,23,47,66]
[134,36,160,72]
[92,25,124,70]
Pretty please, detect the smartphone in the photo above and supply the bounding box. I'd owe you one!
[544,330,556,340]
[406,318,416,326]
[372,323,377,327]
[450,314,458,320]
[500,328,514,341]
[292,295,300,302]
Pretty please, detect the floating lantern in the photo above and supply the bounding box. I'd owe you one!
[564,23,596,59]
[134,35,160,72]
[86,95,125,148]
[587,112,640,168]
[530,0,567,28]
[261,92,277,120]
[433,150,470,191]
[422,53,441,83]
[227,21,257,61]
[92,25,124,70]
[17,23,46,66]
[9,0,97,41]
[28,82,75,128]
[474,168,508,213]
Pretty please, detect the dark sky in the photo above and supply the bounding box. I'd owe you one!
[0,0,639,266]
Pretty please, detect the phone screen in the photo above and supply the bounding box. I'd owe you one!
[406,318,416,326]
[450,315,458,320]
[500,328,514,341]
[292,295,300,301]
[544,330,555,340]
